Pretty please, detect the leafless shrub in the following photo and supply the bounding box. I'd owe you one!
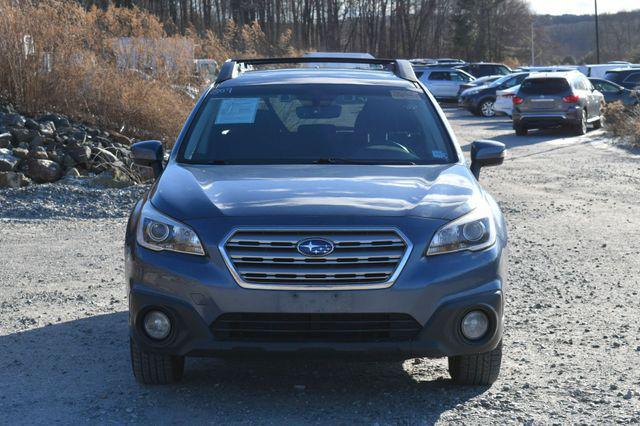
[603,102,640,147]
[0,0,300,146]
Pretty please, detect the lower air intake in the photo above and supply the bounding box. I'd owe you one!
[211,313,422,343]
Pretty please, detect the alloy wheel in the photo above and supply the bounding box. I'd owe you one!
[481,101,495,117]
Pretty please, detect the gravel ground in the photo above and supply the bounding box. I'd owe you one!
[1,109,639,424]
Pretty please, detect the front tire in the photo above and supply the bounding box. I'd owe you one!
[515,125,528,136]
[479,99,496,117]
[592,116,603,129]
[130,339,185,384]
[448,341,502,385]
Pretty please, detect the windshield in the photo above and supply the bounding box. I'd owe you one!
[178,84,457,165]
[489,73,526,88]
[490,74,514,87]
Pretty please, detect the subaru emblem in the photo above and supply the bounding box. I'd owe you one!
[296,238,335,257]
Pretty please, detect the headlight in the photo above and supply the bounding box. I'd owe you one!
[426,206,496,256]
[136,202,205,255]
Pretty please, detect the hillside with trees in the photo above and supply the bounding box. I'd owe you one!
[535,10,640,64]
[78,0,534,62]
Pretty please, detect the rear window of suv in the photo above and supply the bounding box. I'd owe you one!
[178,84,457,165]
[520,78,570,95]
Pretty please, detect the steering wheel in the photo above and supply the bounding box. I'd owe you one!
[357,142,420,160]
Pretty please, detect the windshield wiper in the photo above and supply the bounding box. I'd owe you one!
[197,159,230,165]
[313,158,416,165]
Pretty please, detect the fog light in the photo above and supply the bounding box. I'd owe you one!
[143,310,171,340]
[461,310,489,340]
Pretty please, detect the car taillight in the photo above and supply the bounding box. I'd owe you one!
[513,96,524,105]
[562,94,580,103]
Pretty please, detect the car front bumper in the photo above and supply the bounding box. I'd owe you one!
[457,96,478,111]
[126,217,507,360]
[129,284,503,359]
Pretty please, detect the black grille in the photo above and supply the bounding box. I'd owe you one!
[211,313,422,342]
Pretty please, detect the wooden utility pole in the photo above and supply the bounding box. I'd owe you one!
[595,0,601,63]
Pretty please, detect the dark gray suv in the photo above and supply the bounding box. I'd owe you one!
[512,71,604,136]
[126,57,508,386]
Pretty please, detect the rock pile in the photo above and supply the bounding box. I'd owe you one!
[0,104,139,189]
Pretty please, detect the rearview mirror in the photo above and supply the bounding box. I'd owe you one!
[131,140,164,179]
[470,140,506,180]
[296,105,341,119]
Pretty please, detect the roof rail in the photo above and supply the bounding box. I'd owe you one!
[215,57,418,85]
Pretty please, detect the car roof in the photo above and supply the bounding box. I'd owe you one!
[476,74,502,80]
[463,62,506,66]
[303,52,375,59]
[415,66,466,72]
[516,66,576,72]
[526,71,581,79]
[217,68,416,88]
[605,67,640,73]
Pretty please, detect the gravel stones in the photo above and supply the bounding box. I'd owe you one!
[0,171,30,188]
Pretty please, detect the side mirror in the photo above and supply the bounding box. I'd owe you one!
[470,140,506,180]
[131,140,164,179]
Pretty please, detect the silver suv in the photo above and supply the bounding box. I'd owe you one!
[126,57,508,386]
[512,71,604,136]
[414,67,475,101]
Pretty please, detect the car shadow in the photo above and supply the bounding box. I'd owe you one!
[460,127,590,153]
[0,312,490,423]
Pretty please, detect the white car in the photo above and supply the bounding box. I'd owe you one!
[577,63,632,79]
[494,84,520,117]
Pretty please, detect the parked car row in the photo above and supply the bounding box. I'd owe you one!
[409,58,640,137]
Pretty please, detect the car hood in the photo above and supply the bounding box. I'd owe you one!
[151,163,483,221]
[497,85,519,95]
[461,84,491,95]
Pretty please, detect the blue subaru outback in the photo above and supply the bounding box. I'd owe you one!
[126,57,508,385]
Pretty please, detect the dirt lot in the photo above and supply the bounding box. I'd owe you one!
[1,109,639,424]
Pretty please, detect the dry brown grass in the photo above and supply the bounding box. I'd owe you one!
[0,0,299,144]
[603,101,640,147]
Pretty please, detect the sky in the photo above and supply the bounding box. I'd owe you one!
[529,0,639,15]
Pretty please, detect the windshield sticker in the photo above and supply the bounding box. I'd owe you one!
[390,90,421,100]
[210,87,232,96]
[215,98,259,124]
[432,150,448,160]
